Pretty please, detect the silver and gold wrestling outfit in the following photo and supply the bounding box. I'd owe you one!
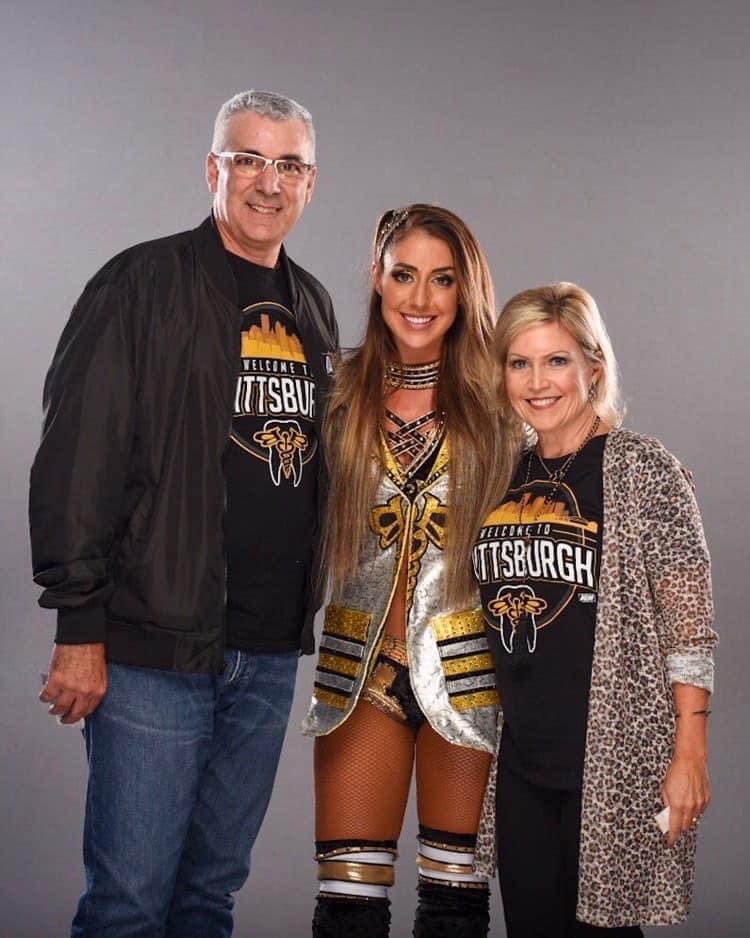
[302,435,499,752]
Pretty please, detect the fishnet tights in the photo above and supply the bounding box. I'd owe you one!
[315,699,492,842]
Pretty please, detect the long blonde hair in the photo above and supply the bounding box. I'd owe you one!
[322,203,519,606]
[494,282,625,433]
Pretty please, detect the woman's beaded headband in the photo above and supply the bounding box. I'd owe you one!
[376,208,409,257]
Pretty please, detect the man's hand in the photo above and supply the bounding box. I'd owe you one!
[39,643,107,724]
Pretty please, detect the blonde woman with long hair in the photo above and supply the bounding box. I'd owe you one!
[302,204,518,937]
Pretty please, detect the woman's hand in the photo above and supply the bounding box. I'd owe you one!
[661,751,711,846]
[662,681,712,847]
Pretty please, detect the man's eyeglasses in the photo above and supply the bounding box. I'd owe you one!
[216,151,314,183]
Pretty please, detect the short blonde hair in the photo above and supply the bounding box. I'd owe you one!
[494,282,625,429]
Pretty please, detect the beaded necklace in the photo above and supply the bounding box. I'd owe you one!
[519,416,601,527]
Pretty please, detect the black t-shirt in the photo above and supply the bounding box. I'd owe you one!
[473,435,606,790]
[224,251,319,653]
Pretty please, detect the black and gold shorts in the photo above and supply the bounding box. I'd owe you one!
[361,635,426,730]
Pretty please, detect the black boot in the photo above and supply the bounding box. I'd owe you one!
[313,894,391,938]
[412,881,490,938]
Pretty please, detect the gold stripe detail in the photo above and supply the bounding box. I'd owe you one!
[314,687,350,710]
[431,608,486,642]
[418,839,474,854]
[451,689,500,711]
[317,861,395,886]
[318,652,360,678]
[418,874,488,890]
[417,856,474,875]
[316,845,399,861]
[443,653,494,676]
[429,434,450,480]
[378,428,406,487]
[377,430,449,491]
[323,605,372,642]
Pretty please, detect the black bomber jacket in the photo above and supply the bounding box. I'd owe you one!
[29,215,339,671]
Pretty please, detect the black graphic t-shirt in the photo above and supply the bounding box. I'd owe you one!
[224,251,319,653]
[473,434,606,790]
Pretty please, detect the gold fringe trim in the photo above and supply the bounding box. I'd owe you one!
[379,634,409,666]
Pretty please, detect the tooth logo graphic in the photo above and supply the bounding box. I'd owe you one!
[253,419,308,487]
[473,477,600,634]
[488,585,548,655]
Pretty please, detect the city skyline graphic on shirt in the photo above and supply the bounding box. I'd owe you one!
[230,302,317,488]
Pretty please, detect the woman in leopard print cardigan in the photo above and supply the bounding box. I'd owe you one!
[473,282,717,934]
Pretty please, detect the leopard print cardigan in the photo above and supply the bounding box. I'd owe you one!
[473,428,717,927]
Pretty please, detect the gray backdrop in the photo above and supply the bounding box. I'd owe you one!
[1,1,747,935]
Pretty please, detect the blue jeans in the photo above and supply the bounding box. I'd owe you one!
[71,649,298,937]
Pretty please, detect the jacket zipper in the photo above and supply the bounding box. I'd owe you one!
[218,314,243,674]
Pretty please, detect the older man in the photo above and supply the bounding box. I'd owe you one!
[31,90,338,936]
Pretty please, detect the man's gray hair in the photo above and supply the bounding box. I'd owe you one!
[212,90,316,160]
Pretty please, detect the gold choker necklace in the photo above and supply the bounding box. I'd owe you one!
[385,360,440,390]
